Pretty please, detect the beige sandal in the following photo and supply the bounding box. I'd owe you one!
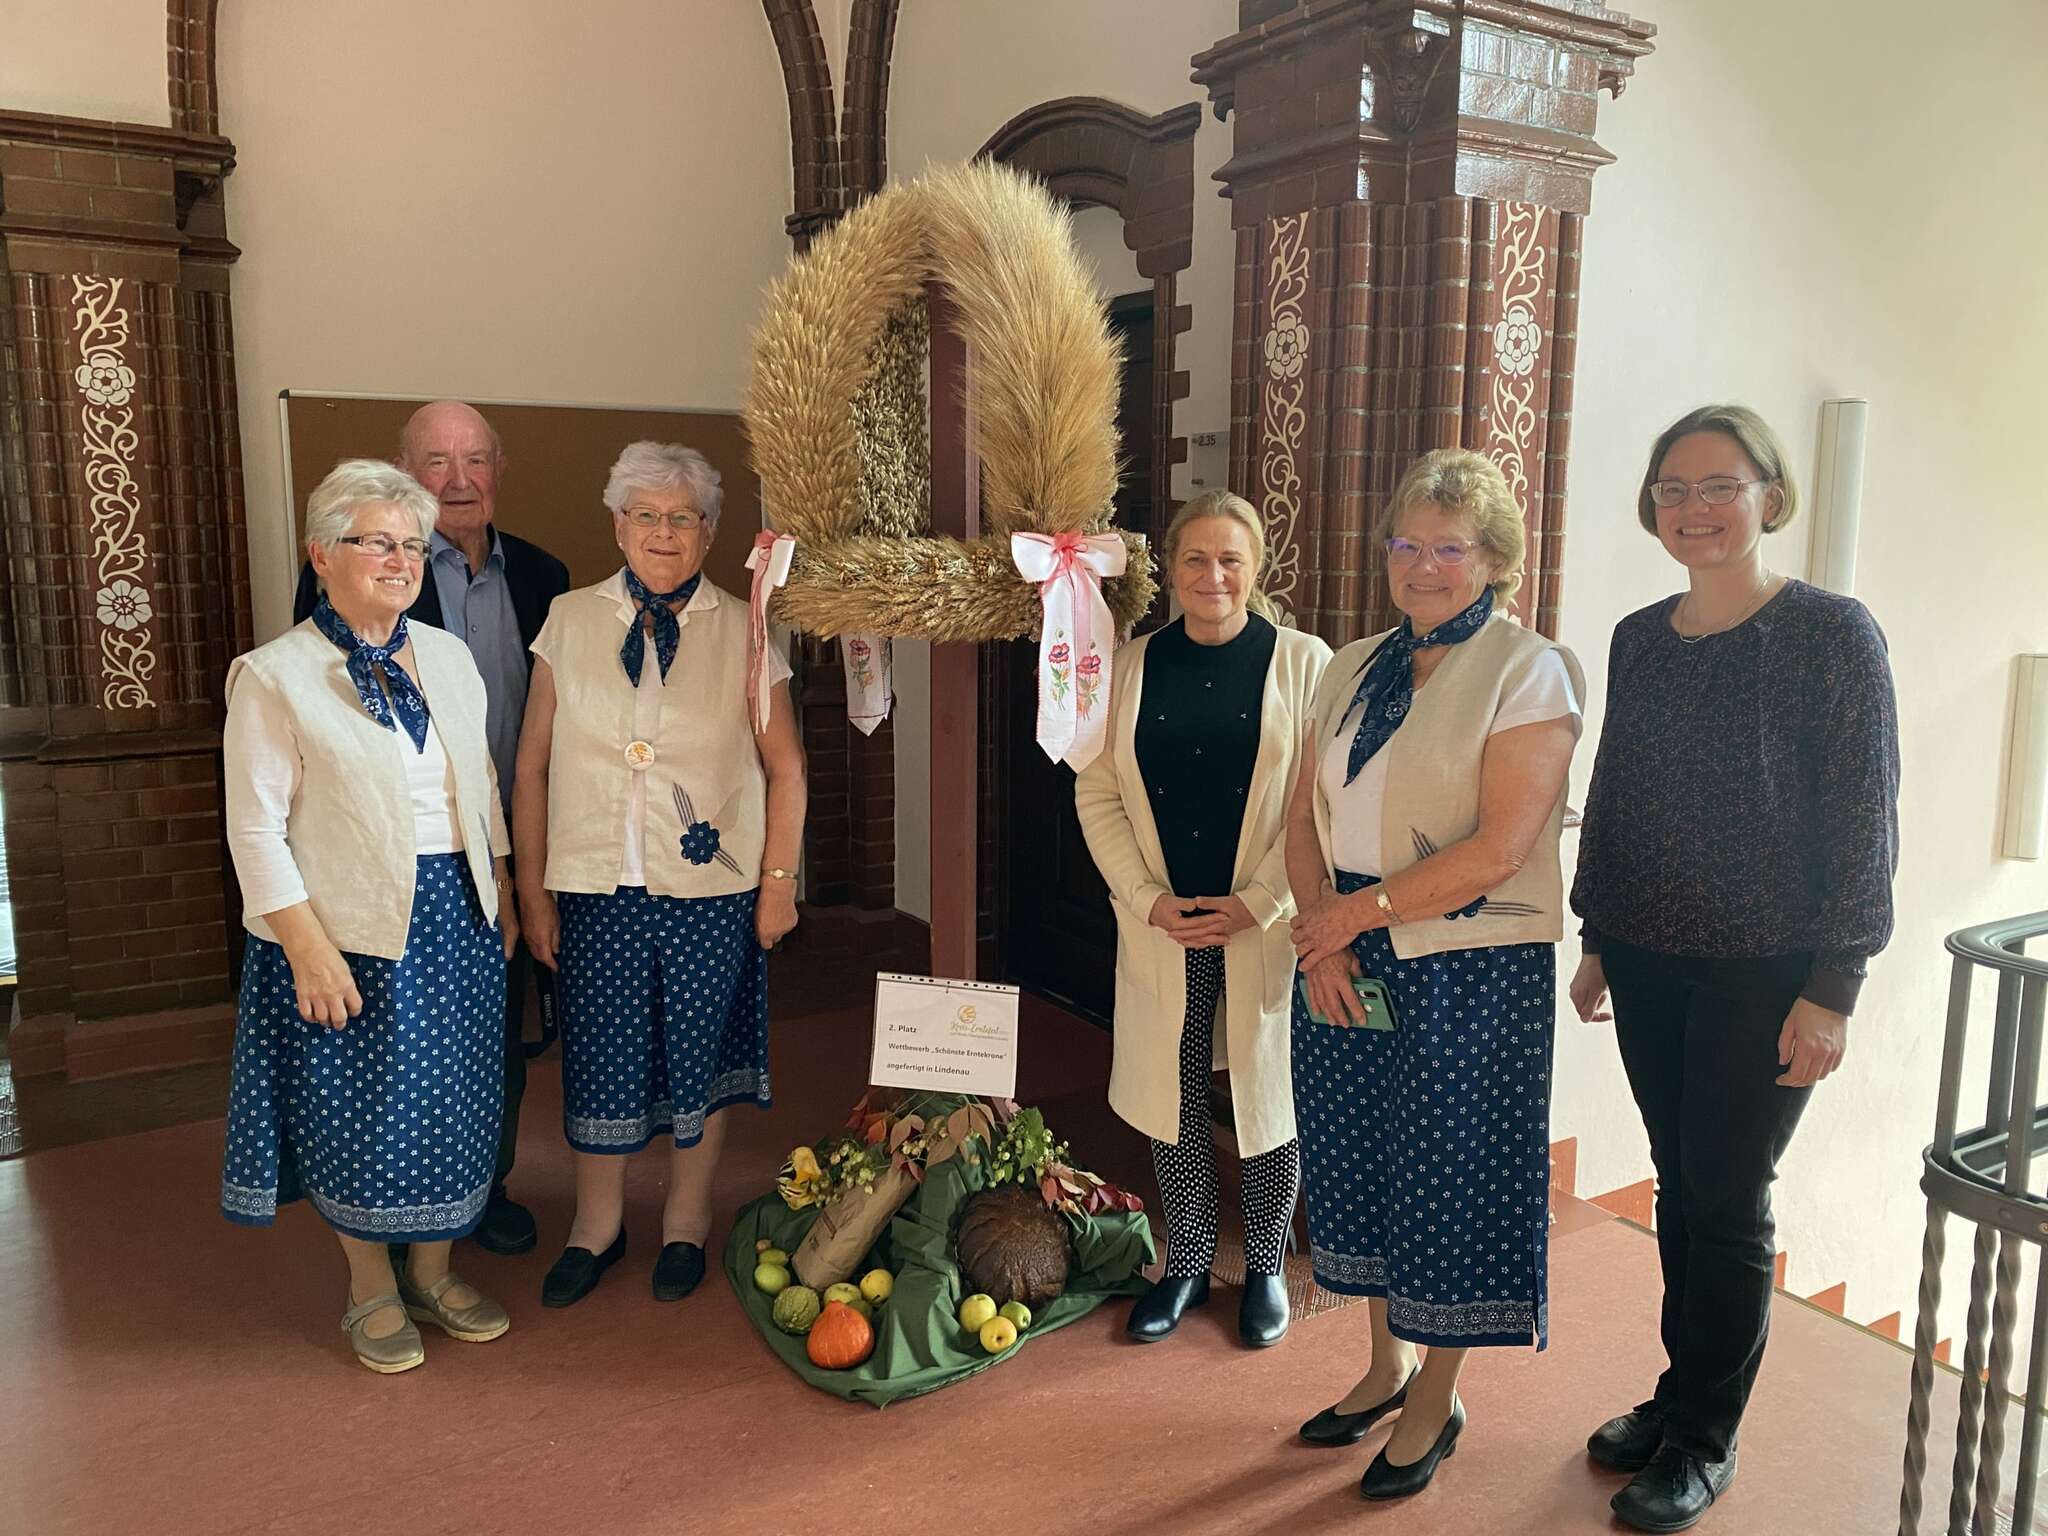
[341,1292,425,1373]
[400,1271,510,1343]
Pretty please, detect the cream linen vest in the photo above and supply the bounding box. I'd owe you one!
[538,574,766,899]
[1306,612,1584,960]
[228,621,504,960]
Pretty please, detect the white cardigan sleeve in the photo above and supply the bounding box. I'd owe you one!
[222,662,310,919]
[1073,647,1172,920]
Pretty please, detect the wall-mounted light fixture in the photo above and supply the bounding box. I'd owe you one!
[2005,655,2048,862]
[1807,398,1868,596]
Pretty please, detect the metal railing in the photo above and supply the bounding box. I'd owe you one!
[1901,910,2048,1536]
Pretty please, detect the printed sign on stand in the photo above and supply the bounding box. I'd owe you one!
[869,973,1019,1099]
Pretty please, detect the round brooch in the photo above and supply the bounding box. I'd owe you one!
[624,740,656,770]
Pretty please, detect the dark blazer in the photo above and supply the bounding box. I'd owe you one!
[292,527,571,654]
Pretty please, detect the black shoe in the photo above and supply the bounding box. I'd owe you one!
[471,1187,538,1256]
[1610,1444,1738,1532]
[1299,1366,1419,1447]
[540,1230,626,1308]
[1238,1272,1290,1347]
[1126,1274,1210,1342]
[1360,1396,1465,1501]
[1589,1402,1667,1472]
[651,1241,707,1302]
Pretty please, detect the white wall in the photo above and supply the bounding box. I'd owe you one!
[1563,0,2048,1342]
[0,0,168,126]
[215,0,793,639]
[885,0,1240,921]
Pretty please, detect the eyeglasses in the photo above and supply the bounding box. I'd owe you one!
[623,507,706,531]
[1648,478,1767,509]
[1385,537,1481,567]
[337,534,429,562]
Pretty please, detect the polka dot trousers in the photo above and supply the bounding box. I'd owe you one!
[1151,945,1301,1279]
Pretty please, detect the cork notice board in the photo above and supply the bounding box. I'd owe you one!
[279,393,763,594]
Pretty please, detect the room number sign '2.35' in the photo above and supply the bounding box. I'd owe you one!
[868,974,1020,1100]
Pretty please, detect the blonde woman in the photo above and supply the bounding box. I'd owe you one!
[1075,491,1331,1348]
[1286,450,1582,1498]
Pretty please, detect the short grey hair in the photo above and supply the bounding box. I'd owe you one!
[602,441,724,529]
[304,459,439,554]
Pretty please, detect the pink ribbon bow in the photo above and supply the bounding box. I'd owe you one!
[1011,530,1127,770]
[744,530,796,733]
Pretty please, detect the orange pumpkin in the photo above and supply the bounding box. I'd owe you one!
[805,1300,875,1370]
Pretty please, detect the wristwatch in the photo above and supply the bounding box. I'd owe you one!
[764,867,798,882]
[1374,887,1402,925]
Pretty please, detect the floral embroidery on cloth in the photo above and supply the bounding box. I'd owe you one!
[674,785,742,874]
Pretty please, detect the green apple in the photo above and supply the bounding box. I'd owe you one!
[998,1300,1032,1332]
[753,1262,792,1296]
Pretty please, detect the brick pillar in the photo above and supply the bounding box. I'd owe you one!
[0,109,252,1082]
[1195,1,1655,646]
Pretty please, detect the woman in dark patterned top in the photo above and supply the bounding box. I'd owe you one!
[1569,404,1900,1534]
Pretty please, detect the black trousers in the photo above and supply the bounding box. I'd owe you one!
[1604,939,1815,1461]
[1151,946,1300,1279]
[493,941,532,1190]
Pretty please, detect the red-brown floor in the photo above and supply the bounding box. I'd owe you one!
[0,995,1972,1535]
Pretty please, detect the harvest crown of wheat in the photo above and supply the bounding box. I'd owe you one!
[740,160,1157,655]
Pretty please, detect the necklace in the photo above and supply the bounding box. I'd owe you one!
[1675,569,1774,645]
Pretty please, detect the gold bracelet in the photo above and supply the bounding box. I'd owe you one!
[1374,886,1402,925]
[764,867,798,882]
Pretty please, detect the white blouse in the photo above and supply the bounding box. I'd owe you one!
[1319,648,1581,877]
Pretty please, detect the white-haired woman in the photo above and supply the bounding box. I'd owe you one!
[516,441,806,1309]
[1075,490,1332,1349]
[1285,449,1581,1499]
[221,459,517,1374]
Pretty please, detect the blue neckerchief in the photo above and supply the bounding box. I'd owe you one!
[312,597,430,753]
[1340,589,1494,785]
[619,568,702,685]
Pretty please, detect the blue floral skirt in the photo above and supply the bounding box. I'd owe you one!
[1292,871,1555,1349]
[556,886,771,1155]
[220,854,505,1242]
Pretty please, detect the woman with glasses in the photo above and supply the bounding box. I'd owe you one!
[221,459,517,1373]
[514,441,806,1309]
[1570,405,1899,1534]
[1284,449,1582,1499]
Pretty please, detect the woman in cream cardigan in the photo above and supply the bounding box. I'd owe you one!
[516,442,806,1310]
[1285,449,1581,1500]
[221,460,517,1374]
[1075,491,1331,1349]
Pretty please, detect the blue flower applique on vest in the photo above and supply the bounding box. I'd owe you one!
[673,784,742,874]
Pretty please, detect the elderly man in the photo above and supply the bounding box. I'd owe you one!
[293,400,570,1255]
